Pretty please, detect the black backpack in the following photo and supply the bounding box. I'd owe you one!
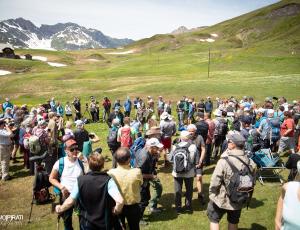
[173,143,191,173]
[217,118,228,136]
[107,128,119,149]
[33,166,53,204]
[223,155,255,207]
[195,120,209,142]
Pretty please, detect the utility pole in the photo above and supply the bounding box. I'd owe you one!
[208,47,211,78]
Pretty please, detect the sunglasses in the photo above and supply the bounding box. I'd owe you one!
[69,146,79,152]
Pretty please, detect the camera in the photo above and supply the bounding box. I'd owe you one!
[89,134,95,139]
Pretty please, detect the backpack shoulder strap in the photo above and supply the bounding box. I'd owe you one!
[58,157,64,179]
[222,156,239,173]
[229,155,253,176]
[77,159,85,174]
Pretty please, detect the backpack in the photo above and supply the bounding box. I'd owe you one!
[29,135,41,155]
[173,143,191,173]
[130,137,146,167]
[23,133,31,150]
[223,155,255,207]
[120,127,133,148]
[269,117,280,141]
[217,119,228,136]
[53,157,85,195]
[195,120,209,142]
[107,128,118,149]
[33,166,53,204]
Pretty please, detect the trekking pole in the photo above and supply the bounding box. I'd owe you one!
[28,194,34,223]
[117,216,125,230]
[56,215,61,230]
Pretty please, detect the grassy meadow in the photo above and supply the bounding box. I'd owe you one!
[0,0,300,229]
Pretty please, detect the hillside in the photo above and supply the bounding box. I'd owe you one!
[0,18,134,50]
[0,0,299,106]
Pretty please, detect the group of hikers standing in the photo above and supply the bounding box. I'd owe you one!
[0,95,300,230]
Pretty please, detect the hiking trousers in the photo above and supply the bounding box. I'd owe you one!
[174,177,194,209]
[149,178,163,208]
[0,144,12,180]
[139,181,151,218]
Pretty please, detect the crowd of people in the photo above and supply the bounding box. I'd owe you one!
[0,95,300,230]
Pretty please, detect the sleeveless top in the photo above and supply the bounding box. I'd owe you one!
[282,181,300,230]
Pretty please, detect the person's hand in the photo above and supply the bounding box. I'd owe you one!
[55,205,62,214]
[112,206,121,215]
[61,187,70,199]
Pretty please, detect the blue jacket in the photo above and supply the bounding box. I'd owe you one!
[124,100,132,112]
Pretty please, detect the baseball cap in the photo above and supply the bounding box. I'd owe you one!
[75,120,84,127]
[226,132,246,146]
[180,130,191,139]
[65,139,77,148]
[146,138,163,148]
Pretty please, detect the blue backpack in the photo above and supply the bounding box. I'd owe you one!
[53,157,85,195]
[269,117,280,141]
[129,137,146,167]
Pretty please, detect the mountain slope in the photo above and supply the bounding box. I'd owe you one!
[0,18,134,50]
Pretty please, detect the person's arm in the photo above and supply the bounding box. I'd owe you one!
[55,196,76,214]
[209,159,224,196]
[275,183,287,230]
[199,144,206,166]
[107,178,124,215]
[49,167,69,198]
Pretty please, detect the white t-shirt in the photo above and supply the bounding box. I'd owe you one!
[53,157,83,193]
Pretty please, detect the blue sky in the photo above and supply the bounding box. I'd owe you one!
[0,0,279,40]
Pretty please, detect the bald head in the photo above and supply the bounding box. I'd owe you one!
[115,147,131,165]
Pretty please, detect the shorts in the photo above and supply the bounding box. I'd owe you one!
[161,137,171,150]
[278,136,295,153]
[207,200,241,224]
[196,167,203,176]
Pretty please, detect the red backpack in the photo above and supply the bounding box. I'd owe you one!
[120,127,133,148]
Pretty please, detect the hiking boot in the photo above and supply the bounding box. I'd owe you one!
[198,193,205,205]
[139,220,148,226]
[175,207,183,215]
[149,207,162,214]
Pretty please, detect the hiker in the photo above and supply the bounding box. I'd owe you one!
[72,97,81,121]
[49,139,85,230]
[160,112,176,166]
[187,124,206,205]
[135,138,163,225]
[89,99,98,123]
[197,99,205,113]
[285,151,300,181]
[45,112,59,173]
[74,120,89,152]
[81,132,100,170]
[205,97,213,114]
[275,161,300,230]
[147,96,155,112]
[164,100,172,115]
[124,96,132,117]
[207,132,256,230]
[55,152,124,230]
[108,147,143,230]
[204,112,216,166]
[169,130,199,214]
[177,98,185,127]
[157,96,165,118]
[257,109,277,149]
[32,119,50,153]
[50,97,56,112]
[187,99,194,124]
[212,110,228,159]
[65,101,73,121]
[107,119,121,168]
[117,117,134,148]
[102,96,111,122]
[107,107,124,128]
[0,119,13,181]
[113,99,121,110]
[278,111,296,154]
[56,102,64,117]
[2,98,13,113]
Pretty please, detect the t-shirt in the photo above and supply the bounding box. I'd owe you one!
[280,118,295,137]
[135,148,155,175]
[53,157,84,192]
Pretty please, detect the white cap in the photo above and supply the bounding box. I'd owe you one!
[267,109,275,114]
[180,130,191,139]
[75,120,84,127]
[146,138,163,148]
[187,124,197,131]
[257,108,265,113]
